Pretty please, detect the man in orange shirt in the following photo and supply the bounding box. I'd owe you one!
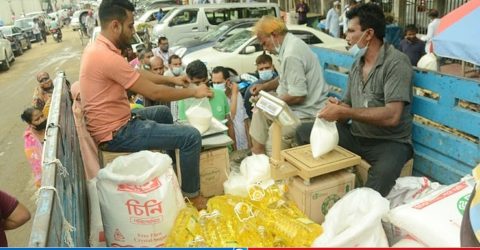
[79,0,212,209]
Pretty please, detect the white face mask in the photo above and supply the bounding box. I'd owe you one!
[212,82,226,91]
[270,35,281,55]
[259,69,274,81]
[348,31,369,59]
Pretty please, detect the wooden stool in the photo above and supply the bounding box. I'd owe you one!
[355,158,414,186]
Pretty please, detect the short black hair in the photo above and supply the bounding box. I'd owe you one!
[21,107,39,124]
[186,60,208,80]
[99,0,135,29]
[346,3,385,40]
[168,54,181,64]
[428,9,439,18]
[255,53,273,65]
[405,24,418,33]
[211,66,230,80]
[158,36,168,44]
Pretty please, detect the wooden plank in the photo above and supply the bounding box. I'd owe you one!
[413,122,479,166]
[312,47,355,69]
[413,144,472,184]
[413,97,480,137]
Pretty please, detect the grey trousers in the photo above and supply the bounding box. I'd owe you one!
[296,122,413,197]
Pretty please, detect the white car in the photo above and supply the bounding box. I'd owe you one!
[0,32,15,71]
[89,27,146,53]
[182,24,348,74]
[134,7,174,31]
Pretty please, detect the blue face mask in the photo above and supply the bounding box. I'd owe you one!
[259,69,273,81]
[213,82,226,91]
[270,35,281,55]
[172,66,183,76]
[348,31,369,59]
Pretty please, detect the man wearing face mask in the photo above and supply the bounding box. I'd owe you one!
[211,66,249,151]
[32,72,54,115]
[164,55,185,77]
[79,0,213,210]
[250,16,328,156]
[399,24,425,66]
[296,3,413,197]
[244,54,279,120]
[153,36,174,69]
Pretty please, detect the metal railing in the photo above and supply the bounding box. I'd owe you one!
[28,72,89,247]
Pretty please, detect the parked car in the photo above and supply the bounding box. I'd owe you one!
[151,3,280,45]
[135,0,179,16]
[0,32,15,71]
[0,26,31,56]
[90,26,147,53]
[134,7,175,31]
[171,18,258,58]
[71,9,88,31]
[182,24,348,74]
[14,18,37,42]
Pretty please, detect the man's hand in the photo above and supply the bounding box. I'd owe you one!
[194,84,213,98]
[173,75,189,87]
[250,83,264,96]
[318,101,349,122]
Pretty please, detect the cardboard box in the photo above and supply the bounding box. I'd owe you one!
[286,170,355,224]
[356,159,413,186]
[176,147,230,197]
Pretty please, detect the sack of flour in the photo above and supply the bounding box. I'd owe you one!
[310,118,339,158]
[97,151,185,247]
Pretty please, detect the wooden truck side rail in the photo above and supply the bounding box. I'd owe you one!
[312,47,480,184]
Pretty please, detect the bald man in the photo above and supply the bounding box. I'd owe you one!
[32,71,54,115]
[149,56,165,75]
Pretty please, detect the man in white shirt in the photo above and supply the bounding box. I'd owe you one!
[325,1,341,38]
[422,9,441,53]
[152,36,174,69]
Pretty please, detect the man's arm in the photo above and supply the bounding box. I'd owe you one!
[280,94,305,105]
[250,77,279,96]
[319,101,405,127]
[139,70,188,87]
[3,202,30,230]
[129,75,212,102]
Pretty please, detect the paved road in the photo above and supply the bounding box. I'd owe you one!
[0,28,84,247]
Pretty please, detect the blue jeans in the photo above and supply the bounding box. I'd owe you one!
[101,105,202,197]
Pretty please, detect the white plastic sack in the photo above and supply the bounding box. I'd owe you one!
[185,97,212,134]
[239,154,271,184]
[87,178,106,247]
[386,176,443,209]
[417,53,438,71]
[387,176,474,247]
[96,151,186,247]
[310,118,339,158]
[223,172,249,197]
[313,188,390,247]
[392,235,428,248]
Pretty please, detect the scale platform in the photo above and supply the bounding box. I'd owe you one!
[273,145,361,184]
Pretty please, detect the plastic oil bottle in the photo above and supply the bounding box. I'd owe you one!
[165,205,203,247]
[233,202,266,247]
[199,210,239,247]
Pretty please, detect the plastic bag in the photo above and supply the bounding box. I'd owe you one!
[310,118,339,158]
[96,151,186,247]
[417,53,438,71]
[312,188,390,247]
[185,97,213,134]
[386,176,443,209]
[87,178,106,247]
[239,154,271,184]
